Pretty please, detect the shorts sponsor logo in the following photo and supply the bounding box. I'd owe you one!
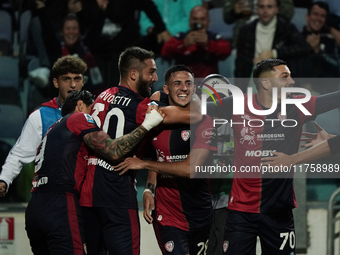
[181,130,191,141]
[223,240,229,252]
[165,241,174,252]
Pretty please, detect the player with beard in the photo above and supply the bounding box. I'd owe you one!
[79,47,202,254]
[206,59,340,254]
[115,65,216,255]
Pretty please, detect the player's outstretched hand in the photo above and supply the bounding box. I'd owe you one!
[143,192,155,224]
[114,156,147,175]
[261,151,293,169]
[300,122,335,148]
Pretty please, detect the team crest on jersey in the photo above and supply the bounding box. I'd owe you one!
[277,112,287,121]
[84,113,95,124]
[165,241,174,252]
[223,241,229,252]
[181,130,191,141]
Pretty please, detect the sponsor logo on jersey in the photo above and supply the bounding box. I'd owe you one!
[165,241,174,252]
[157,215,162,221]
[245,150,276,157]
[181,130,191,141]
[84,114,95,124]
[230,196,233,203]
[223,241,229,252]
[202,128,214,138]
[256,133,285,141]
[87,157,114,171]
[166,155,187,162]
[32,177,48,188]
[240,127,256,145]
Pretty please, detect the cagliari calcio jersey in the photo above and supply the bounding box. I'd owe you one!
[153,116,216,231]
[80,86,152,208]
[33,112,100,193]
[208,91,340,213]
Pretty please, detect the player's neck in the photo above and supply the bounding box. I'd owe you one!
[258,93,277,109]
[120,78,138,94]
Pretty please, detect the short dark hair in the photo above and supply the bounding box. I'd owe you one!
[253,59,287,90]
[52,55,87,79]
[118,47,155,78]
[61,90,94,116]
[257,0,279,7]
[164,64,194,84]
[308,1,329,15]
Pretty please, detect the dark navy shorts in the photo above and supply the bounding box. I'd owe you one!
[153,220,211,255]
[223,209,295,255]
[25,191,86,255]
[81,206,140,255]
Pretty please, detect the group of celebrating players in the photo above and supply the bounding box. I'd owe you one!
[0,46,339,255]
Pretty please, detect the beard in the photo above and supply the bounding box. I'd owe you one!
[137,76,152,98]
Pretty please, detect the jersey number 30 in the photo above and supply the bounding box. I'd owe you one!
[92,103,125,138]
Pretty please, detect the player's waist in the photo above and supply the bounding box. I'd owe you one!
[32,185,78,196]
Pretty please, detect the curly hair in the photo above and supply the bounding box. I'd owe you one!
[52,55,87,79]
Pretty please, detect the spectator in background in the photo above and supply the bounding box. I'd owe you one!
[26,0,96,100]
[223,0,295,48]
[138,0,202,55]
[23,0,92,32]
[30,0,106,96]
[298,2,340,80]
[234,0,310,92]
[85,0,170,87]
[161,5,231,78]
[0,56,86,198]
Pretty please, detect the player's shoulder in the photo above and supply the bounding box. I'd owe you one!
[69,112,95,124]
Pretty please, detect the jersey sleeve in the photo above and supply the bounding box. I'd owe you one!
[0,110,43,190]
[136,97,151,125]
[328,135,340,154]
[192,116,217,151]
[66,113,101,137]
[299,90,340,123]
